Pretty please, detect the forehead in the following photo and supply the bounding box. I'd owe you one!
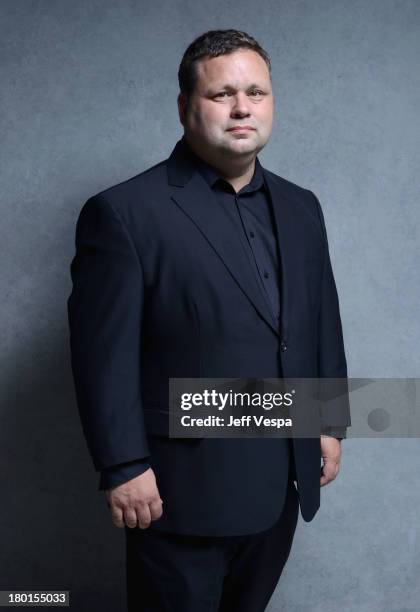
[194,49,270,89]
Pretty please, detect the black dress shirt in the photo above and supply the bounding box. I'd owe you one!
[189,140,282,328]
[99,139,343,491]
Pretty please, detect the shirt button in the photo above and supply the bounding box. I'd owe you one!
[280,341,287,352]
[263,271,269,278]
[250,231,255,238]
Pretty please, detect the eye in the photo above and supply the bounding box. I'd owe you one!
[249,89,264,97]
[214,92,231,98]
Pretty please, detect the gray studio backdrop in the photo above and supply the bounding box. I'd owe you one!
[1,1,419,611]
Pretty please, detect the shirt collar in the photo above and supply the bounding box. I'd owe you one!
[180,135,266,194]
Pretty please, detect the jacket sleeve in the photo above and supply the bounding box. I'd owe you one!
[67,194,150,471]
[307,190,352,435]
[99,457,151,491]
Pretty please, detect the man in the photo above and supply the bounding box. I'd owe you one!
[67,29,350,612]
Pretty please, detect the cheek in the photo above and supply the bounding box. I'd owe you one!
[257,107,273,130]
[200,104,228,127]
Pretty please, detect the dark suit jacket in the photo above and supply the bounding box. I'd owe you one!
[67,137,351,536]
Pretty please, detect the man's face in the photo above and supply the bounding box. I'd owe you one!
[178,49,274,161]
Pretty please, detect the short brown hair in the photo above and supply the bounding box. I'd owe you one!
[178,29,271,97]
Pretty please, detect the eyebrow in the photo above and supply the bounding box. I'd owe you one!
[215,83,265,90]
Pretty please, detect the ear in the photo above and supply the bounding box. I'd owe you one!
[177,93,188,126]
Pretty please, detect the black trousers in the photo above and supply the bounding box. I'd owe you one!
[125,474,299,612]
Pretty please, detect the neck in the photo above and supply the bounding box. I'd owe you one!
[184,135,256,193]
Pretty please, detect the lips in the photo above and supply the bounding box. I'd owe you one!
[227,126,255,131]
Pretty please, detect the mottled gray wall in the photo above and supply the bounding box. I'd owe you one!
[1,1,419,611]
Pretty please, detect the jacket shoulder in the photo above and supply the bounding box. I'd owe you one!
[263,167,311,198]
[92,158,168,205]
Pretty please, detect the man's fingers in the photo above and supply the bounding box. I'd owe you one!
[135,503,152,529]
[124,507,139,529]
[109,500,161,529]
[110,506,125,528]
[149,497,164,522]
[133,496,163,529]
[320,458,340,487]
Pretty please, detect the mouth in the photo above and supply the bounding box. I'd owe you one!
[226,126,255,132]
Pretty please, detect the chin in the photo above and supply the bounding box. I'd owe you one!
[230,140,260,153]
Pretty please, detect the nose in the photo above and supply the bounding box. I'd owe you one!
[230,92,251,117]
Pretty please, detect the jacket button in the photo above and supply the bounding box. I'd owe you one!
[280,341,287,352]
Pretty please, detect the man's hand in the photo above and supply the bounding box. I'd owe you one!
[320,436,342,487]
[105,468,163,529]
